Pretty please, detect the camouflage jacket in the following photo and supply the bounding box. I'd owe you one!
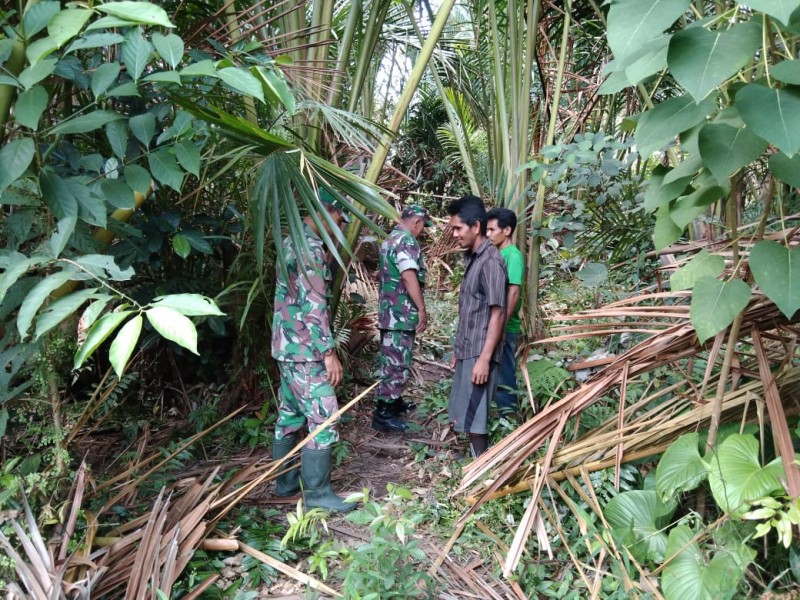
[377,226,425,331]
[271,223,335,362]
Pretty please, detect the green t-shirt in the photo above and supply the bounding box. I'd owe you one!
[501,244,524,334]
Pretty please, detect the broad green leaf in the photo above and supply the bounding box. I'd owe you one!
[644,165,692,212]
[768,152,800,188]
[217,67,265,103]
[146,306,198,354]
[655,433,709,501]
[47,8,92,46]
[708,434,786,515]
[690,277,751,344]
[152,33,183,68]
[91,62,120,98]
[180,60,217,77]
[142,71,181,84]
[635,94,716,156]
[122,27,152,82]
[18,58,57,88]
[148,149,183,191]
[623,34,669,86]
[743,0,800,26]
[175,140,200,177]
[105,119,128,160]
[172,234,190,258]
[65,32,125,53]
[85,16,137,31]
[23,1,60,38]
[34,288,98,340]
[74,310,134,368]
[14,86,48,130]
[772,59,800,85]
[129,112,155,147]
[0,139,35,195]
[670,250,725,291]
[17,270,75,339]
[736,83,800,157]
[25,37,60,66]
[101,179,136,209]
[0,255,47,304]
[74,255,134,281]
[662,525,754,600]
[698,123,768,184]
[124,164,152,195]
[607,0,691,64]
[668,22,761,103]
[599,64,633,95]
[48,217,77,257]
[669,185,727,229]
[107,82,140,97]
[149,294,224,317]
[96,1,174,28]
[79,297,113,333]
[40,170,78,219]
[109,314,143,376]
[257,66,295,114]
[51,110,124,135]
[604,490,676,562]
[576,262,608,286]
[750,240,800,318]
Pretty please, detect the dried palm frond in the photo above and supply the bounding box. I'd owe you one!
[456,284,800,575]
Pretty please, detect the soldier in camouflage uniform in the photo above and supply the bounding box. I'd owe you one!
[373,205,434,432]
[270,192,355,513]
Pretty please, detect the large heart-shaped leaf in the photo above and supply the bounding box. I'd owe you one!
[96,1,174,28]
[644,165,692,212]
[604,490,676,562]
[670,250,725,291]
[607,0,691,64]
[662,525,754,600]
[750,240,800,318]
[707,434,785,515]
[743,0,800,26]
[669,184,727,229]
[698,123,768,184]
[768,152,800,188]
[736,84,800,157]
[654,204,683,251]
[218,67,265,104]
[690,276,751,344]
[656,433,709,502]
[772,59,800,85]
[636,94,716,156]
[668,22,761,103]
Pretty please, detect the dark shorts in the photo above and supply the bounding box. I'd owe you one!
[448,357,499,434]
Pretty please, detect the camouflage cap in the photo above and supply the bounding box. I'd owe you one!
[319,189,352,223]
[401,204,433,226]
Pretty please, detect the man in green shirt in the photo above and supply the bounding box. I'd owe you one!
[486,208,523,414]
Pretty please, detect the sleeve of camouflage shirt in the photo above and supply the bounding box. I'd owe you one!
[303,240,335,357]
[395,236,420,274]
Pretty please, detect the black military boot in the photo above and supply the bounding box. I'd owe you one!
[272,434,300,497]
[372,401,408,432]
[389,396,417,415]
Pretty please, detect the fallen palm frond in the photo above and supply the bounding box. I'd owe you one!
[455,284,800,575]
[3,386,375,599]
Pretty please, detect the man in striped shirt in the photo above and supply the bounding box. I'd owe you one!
[447,195,508,457]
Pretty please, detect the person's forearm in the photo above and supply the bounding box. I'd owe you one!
[479,307,505,361]
[506,285,520,324]
[401,270,425,313]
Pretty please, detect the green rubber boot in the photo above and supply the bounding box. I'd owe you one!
[301,447,356,513]
[272,434,300,497]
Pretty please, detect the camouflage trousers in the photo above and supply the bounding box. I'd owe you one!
[275,360,339,450]
[376,329,415,402]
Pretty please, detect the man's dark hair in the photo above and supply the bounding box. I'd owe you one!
[486,207,517,235]
[447,195,487,234]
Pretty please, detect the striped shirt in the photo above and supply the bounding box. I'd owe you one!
[454,239,508,362]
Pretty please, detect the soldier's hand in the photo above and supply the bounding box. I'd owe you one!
[416,309,428,334]
[471,357,490,385]
[324,351,343,387]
